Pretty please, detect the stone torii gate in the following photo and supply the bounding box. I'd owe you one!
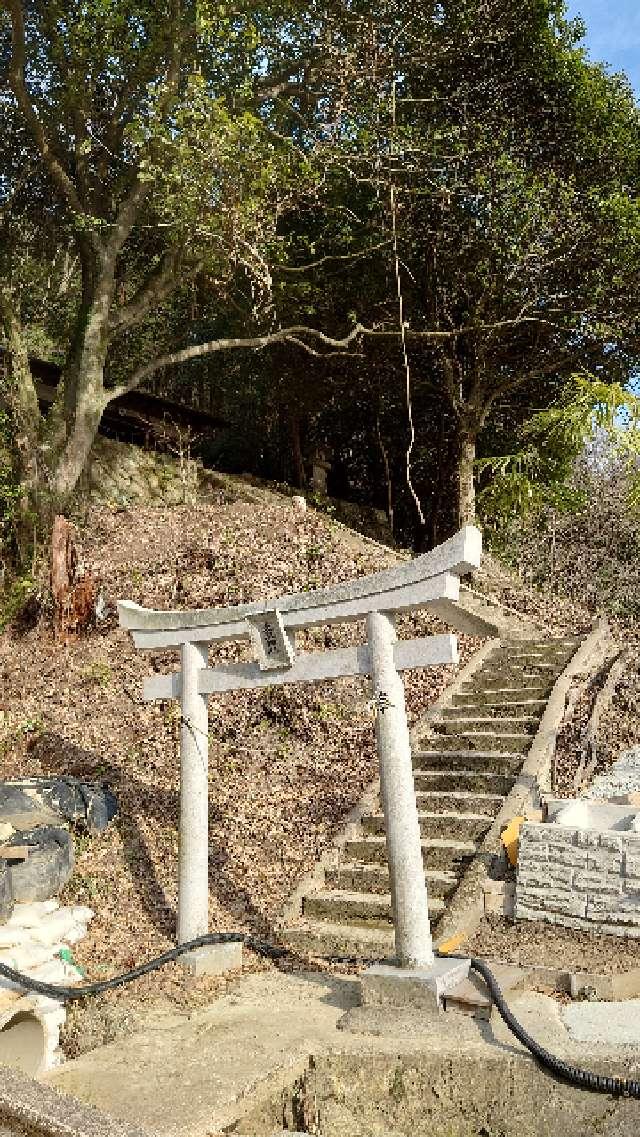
[118,524,482,974]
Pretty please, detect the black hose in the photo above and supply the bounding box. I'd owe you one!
[463,954,640,1100]
[2,937,639,1099]
[0,932,286,1001]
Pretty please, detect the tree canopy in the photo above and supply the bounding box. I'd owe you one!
[1,0,640,560]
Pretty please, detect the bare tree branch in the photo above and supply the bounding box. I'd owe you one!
[274,240,392,274]
[108,308,575,401]
[108,323,367,398]
[108,249,188,332]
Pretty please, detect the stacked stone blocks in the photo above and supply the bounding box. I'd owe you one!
[516,818,640,937]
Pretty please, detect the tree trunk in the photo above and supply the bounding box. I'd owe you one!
[0,287,44,562]
[50,386,106,501]
[457,426,478,527]
[50,292,112,502]
[288,408,306,489]
[51,514,98,640]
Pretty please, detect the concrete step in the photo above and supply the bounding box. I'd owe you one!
[468,659,559,673]
[342,834,477,872]
[281,919,395,960]
[493,642,575,656]
[414,790,504,816]
[515,637,581,648]
[443,700,547,719]
[435,716,538,735]
[460,680,553,697]
[490,653,572,669]
[414,769,515,795]
[451,688,548,707]
[431,731,531,753]
[494,638,579,653]
[324,863,458,898]
[363,810,494,842]
[475,668,558,686]
[413,749,523,775]
[302,889,445,926]
[461,677,557,695]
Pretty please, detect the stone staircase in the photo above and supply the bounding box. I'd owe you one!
[280,635,583,959]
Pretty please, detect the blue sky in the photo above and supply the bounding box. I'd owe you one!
[565,1,640,94]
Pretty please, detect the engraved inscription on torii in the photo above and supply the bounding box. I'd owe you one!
[118,524,483,968]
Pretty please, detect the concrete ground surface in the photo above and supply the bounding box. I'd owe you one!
[43,969,640,1137]
[44,971,361,1136]
[562,997,640,1046]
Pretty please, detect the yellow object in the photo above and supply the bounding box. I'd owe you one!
[501,815,525,867]
[438,931,467,956]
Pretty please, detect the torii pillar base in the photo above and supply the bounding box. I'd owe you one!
[179,942,243,978]
[358,958,470,1014]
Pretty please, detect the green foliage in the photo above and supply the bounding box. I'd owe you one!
[525,376,640,455]
[0,575,36,631]
[476,448,583,523]
[477,375,640,530]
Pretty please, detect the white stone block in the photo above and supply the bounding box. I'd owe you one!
[548,845,589,868]
[551,895,588,917]
[575,829,600,848]
[515,903,556,924]
[178,941,243,976]
[587,849,622,872]
[518,866,573,890]
[599,832,624,851]
[519,824,549,845]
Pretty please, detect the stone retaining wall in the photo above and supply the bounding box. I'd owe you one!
[516,817,640,937]
[83,438,203,509]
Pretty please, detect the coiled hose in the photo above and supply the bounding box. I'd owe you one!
[1,937,639,1099]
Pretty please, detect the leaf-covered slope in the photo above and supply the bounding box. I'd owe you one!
[0,490,472,1037]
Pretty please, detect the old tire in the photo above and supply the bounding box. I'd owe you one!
[0,778,117,834]
[8,827,74,903]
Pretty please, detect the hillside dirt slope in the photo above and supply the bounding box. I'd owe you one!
[0,479,588,1054]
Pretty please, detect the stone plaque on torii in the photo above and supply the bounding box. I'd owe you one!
[118,524,482,973]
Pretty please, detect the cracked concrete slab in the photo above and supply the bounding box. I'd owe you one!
[44,971,360,1136]
[42,974,640,1137]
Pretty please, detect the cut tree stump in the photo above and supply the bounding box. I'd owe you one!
[51,515,98,640]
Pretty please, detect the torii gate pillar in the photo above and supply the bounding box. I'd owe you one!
[178,641,209,945]
[367,611,433,968]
